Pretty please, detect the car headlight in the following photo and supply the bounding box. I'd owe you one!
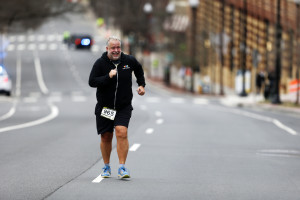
[81,38,91,46]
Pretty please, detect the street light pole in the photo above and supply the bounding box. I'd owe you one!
[272,0,282,104]
[219,0,225,95]
[295,0,300,105]
[143,2,153,53]
[240,0,248,97]
[189,0,199,93]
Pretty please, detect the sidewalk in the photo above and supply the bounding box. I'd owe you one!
[147,78,300,115]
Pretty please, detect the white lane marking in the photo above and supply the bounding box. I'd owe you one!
[156,118,164,125]
[139,105,147,110]
[39,43,47,50]
[129,143,141,151]
[28,43,36,51]
[49,43,58,50]
[7,44,15,51]
[72,96,87,102]
[29,92,41,98]
[28,35,35,42]
[213,107,298,135]
[0,103,59,133]
[146,97,160,103]
[145,128,154,134]
[18,35,26,42]
[272,119,297,135]
[72,91,83,96]
[155,111,162,117]
[0,107,16,121]
[56,35,63,42]
[257,149,300,157]
[9,36,16,42]
[15,53,22,97]
[34,52,49,95]
[47,35,56,42]
[48,96,62,102]
[169,97,185,103]
[231,109,297,135]
[37,35,45,41]
[17,44,25,51]
[92,175,104,183]
[51,91,62,96]
[23,97,38,103]
[193,98,209,105]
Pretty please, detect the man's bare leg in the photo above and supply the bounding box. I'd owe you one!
[100,132,113,164]
[115,126,129,164]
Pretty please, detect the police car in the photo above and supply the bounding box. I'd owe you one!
[0,65,12,96]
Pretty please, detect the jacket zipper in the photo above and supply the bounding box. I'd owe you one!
[113,63,119,110]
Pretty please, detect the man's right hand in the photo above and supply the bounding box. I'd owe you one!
[109,69,117,78]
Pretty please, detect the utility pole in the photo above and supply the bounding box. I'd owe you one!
[295,1,300,105]
[272,0,282,104]
[240,0,248,97]
[189,0,199,93]
[219,0,225,96]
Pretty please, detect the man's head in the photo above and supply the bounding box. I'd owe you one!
[106,36,121,60]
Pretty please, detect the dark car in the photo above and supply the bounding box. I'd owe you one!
[67,34,94,50]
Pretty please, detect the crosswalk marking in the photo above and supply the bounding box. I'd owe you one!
[28,35,35,42]
[17,35,26,42]
[5,34,100,52]
[17,44,26,51]
[28,43,36,51]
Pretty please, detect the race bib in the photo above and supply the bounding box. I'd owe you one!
[101,107,116,120]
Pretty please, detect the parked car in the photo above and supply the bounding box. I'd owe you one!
[0,65,12,96]
[67,34,94,50]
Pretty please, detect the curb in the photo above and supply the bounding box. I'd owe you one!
[146,78,300,115]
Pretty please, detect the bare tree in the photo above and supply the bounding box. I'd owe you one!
[0,0,79,32]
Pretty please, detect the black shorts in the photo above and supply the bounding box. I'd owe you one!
[96,105,133,135]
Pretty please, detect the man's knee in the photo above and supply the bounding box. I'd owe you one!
[101,132,113,143]
[115,126,128,139]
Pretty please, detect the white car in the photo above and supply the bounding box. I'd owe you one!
[0,65,12,96]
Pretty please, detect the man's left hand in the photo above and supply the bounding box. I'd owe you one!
[137,86,145,96]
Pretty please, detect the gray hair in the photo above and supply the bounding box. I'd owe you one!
[106,36,121,46]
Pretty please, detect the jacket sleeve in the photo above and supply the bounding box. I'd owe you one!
[132,57,146,87]
[89,59,113,88]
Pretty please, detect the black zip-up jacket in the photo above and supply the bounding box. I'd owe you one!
[89,52,146,113]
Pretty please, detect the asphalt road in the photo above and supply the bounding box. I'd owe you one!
[1,10,300,200]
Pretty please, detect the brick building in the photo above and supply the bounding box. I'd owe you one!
[191,0,300,95]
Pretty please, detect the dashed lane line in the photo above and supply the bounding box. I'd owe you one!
[156,118,164,125]
[92,175,104,183]
[155,111,162,117]
[129,143,141,151]
[145,128,154,134]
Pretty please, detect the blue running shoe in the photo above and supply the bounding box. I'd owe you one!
[101,166,111,178]
[118,167,130,178]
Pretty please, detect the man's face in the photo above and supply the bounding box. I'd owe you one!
[106,39,121,60]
